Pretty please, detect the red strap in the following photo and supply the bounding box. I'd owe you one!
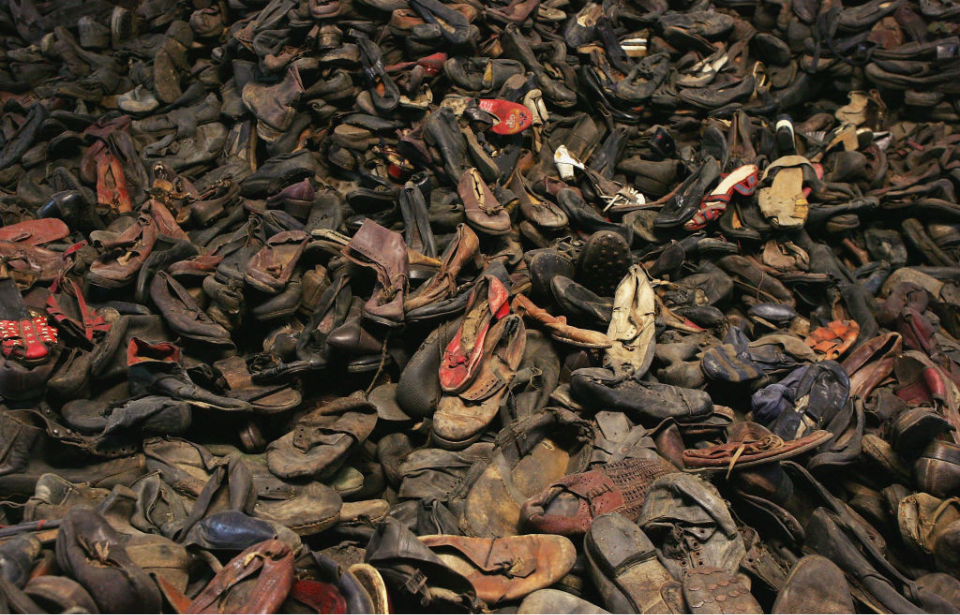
[45,278,110,342]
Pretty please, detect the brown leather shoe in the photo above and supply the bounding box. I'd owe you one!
[24,575,99,614]
[89,209,160,289]
[342,220,409,327]
[0,409,43,476]
[406,223,481,312]
[915,441,960,498]
[89,200,187,288]
[458,168,512,236]
[772,555,855,613]
[0,218,69,245]
[419,534,576,605]
[267,392,378,479]
[510,168,568,230]
[841,331,903,399]
[150,271,233,347]
[0,241,64,285]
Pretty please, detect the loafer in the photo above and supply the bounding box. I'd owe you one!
[458,168,512,236]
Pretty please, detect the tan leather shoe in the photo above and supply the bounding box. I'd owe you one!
[420,533,576,605]
[512,293,610,348]
[406,223,481,312]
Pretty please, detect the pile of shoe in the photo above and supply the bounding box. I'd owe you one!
[1,0,960,611]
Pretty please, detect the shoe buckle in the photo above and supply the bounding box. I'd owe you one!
[403,570,428,594]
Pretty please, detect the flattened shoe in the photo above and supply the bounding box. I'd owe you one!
[253,482,343,536]
[420,534,577,605]
[605,265,657,378]
[266,392,378,480]
[570,367,714,424]
[682,422,833,474]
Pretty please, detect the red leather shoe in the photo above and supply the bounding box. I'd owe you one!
[478,99,533,135]
[439,274,509,393]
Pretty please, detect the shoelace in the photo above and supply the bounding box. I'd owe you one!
[473,180,504,216]
[725,435,785,478]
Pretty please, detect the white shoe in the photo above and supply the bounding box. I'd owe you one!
[554,145,584,181]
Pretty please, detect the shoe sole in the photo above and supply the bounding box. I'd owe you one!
[577,231,632,297]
